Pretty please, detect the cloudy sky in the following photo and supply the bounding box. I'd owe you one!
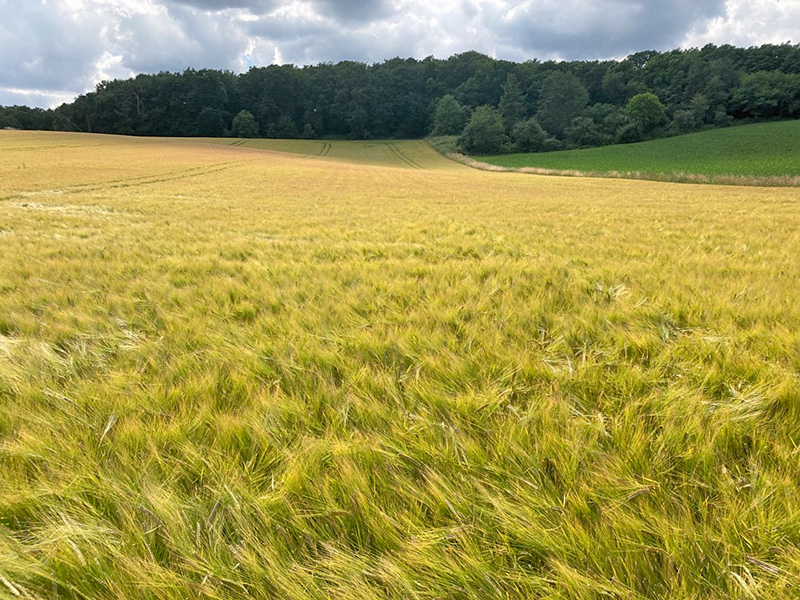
[2,0,798,108]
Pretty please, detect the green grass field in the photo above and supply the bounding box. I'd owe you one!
[475,120,800,184]
[2,131,800,599]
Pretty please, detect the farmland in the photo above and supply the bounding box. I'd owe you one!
[1,130,800,599]
[475,120,800,185]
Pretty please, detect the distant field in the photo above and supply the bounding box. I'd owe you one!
[196,137,457,170]
[476,120,800,183]
[2,131,800,599]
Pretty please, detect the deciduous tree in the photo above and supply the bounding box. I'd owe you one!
[510,117,546,152]
[231,110,259,138]
[431,94,467,135]
[625,92,667,134]
[458,105,508,154]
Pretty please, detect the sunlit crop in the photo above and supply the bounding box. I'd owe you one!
[1,131,799,599]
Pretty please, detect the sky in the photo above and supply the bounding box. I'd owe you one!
[1,0,798,108]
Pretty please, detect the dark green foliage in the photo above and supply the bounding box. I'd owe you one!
[0,113,21,129]
[458,105,508,154]
[272,114,299,139]
[498,73,525,131]
[616,120,645,144]
[625,92,668,134]
[601,67,636,104]
[586,103,628,140]
[231,110,259,138]
[689,93,712,128]
[713,109,733,127]
[301,123,317,139]
[536,72,590,137]
[671,110,694,134]
[196,106,226,137]
[431,94,468,135]
[541,137,564,152]
[0,105,53,130]
[346,105,369,139]
[732,71,800,118]
[564,116,608,149]
[510,118,547,152]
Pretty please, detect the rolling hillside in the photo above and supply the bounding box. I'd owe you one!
[475,120,800,184]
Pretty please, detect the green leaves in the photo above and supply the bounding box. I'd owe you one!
[458,106,509,155]
[231,110,259,138]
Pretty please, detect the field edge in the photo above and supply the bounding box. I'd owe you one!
[451,151,800,187]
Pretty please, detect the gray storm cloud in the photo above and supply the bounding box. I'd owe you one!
[0,0,795,107]
[311,0,398,22]
[163,0,278,10]
[496,0,729,59]
[0,2,108,92]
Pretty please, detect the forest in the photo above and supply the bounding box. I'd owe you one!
[2,43,800,153]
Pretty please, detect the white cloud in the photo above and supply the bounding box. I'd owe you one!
[0,87,76,108]
[683,0,800,47]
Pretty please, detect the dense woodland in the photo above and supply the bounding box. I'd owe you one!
[2,43,800,153]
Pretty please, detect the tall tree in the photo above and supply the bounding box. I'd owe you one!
[626,92,668,133]
[196,107,226,137]
[431,94,467,135]
[498,73,525,131]
[272,114,299,138]
[536,72,589,138]
[458,105,508,154]
[231,110,259,138]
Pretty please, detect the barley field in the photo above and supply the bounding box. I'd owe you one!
[1,131,799,599]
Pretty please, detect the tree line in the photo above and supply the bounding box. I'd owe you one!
[2,43,800,153]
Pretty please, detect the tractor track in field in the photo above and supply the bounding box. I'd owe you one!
[0,162,240,204]
[362,142,424,169]
[385,142,423,169]
[309,142,331,158]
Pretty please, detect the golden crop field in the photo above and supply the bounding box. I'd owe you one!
[1,130,799,599]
